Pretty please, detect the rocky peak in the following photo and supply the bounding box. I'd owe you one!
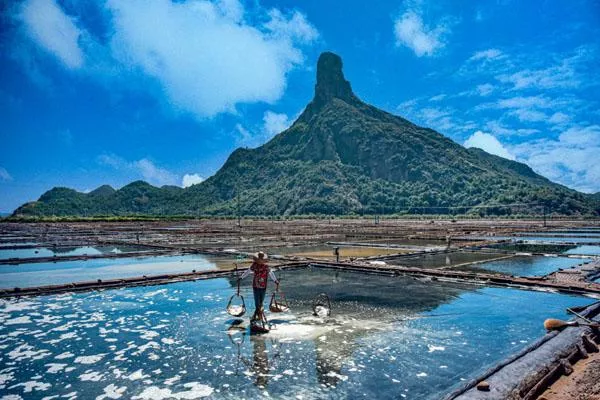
[313,52,356,107]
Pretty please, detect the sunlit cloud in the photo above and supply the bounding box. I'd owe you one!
[13,0,319,119]
[182,173,204,188]
[18,0,84,69]
[393,6,450,57]
[510,125,600,193]
[464,131,515,160]
[98,154,178,187]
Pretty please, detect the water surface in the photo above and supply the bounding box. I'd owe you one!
[460,255,587,277]
[389,251,508,268]
[0,254,237,289]
[0,269,592,399]
[0,245,151,260]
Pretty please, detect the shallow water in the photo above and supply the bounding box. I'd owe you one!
[0,269,591,400]
[460,235,600,244]
[389,251,508,268]
[0,245,151,260]
[563,245,600,255]
[0,254,238,289]
[270,245,406,259]
[461,255,587,277]
[521,232,600,237]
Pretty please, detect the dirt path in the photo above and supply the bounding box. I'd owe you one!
[539,350,600,400]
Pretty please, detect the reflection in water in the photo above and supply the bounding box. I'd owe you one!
[250,335,270,388]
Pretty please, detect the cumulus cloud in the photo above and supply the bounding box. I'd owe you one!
[182,174,204,188]
[98,154,178,186]
[0,167,13,182]
[464,131,515,160]
[18,0,84,69]
[393,9,448,57]
[263,111,291,137]
[107,0,317,117]
[510,125,600,193]
[13,0,318,119]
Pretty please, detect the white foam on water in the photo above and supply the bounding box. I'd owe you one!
[164,376,180,386]
[5,316,32,325]
[79,371,104,382]
[131,382,213,399]
[127,369,149,381]
[427,345,445,353]
[325,371,348,381]
[0,301,39,313]
[36,315,62,325]
[140,331,160,340]
[45,364,67,374]
[8,344,51,361]
[96,384,127,400]
[144,289,168,298]
[0,370,15,388]
[74,354,105,364]
[132,341,160,355]
[160,338,175,345]
[416,372,428,377]
[1,395,23,400]
[8,380,51,393]
[55,352,74,360]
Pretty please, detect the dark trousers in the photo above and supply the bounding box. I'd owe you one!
[253,287,267,313]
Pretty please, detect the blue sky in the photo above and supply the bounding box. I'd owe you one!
[1,0,599,213]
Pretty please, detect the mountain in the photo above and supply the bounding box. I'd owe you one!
[12,52,600,218]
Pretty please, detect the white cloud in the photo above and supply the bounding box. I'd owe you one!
[497,60,580,91]
[19,0,84,69]
[98,154,178,186]
[107,0,318,118]
[510,125,600,193]
[263,111,291,137]
[509,109,547,122]
[476,83,494,96]
[234,123,253,146]
[429,94,446,102]
[264,9,319,43]
[464,131,515,160]
[469,48,503,61]
[393,10,447,57]
[135,159,178,186]
[496,95,553,110]
[0,167,13,182]
[13,0,318,119]
[549,112,569,125]
[485,121,539,137]
[182,173,204,188]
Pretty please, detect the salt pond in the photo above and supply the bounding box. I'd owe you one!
[0,269,592,399]
[459,255,587,277]
[0,254,237,289]
[389,251,508,268]
[0,245,151,260]
[564,245,600,255]
[269,244,405,259]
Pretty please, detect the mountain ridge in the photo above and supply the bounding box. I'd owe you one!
[12,52,599,217]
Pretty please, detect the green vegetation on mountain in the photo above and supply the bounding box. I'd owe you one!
[12,52,600,218]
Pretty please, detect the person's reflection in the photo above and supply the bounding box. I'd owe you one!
[250,335,270,388]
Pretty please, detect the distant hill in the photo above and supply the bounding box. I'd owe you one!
[12,52,600,218]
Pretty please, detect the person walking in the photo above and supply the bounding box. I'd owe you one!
[240,251,279,322]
